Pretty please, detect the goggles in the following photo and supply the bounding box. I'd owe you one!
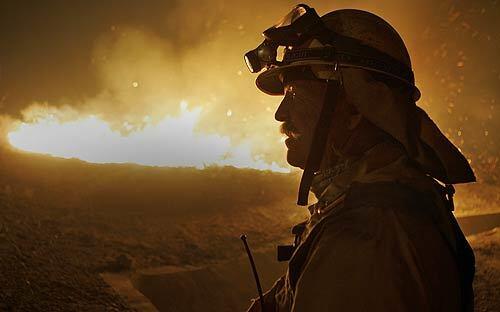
[244,4,322,73]
[244,4,416,89]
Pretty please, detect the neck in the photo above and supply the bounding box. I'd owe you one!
[320,118,398,171]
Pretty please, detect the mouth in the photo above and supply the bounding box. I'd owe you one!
[285,134,302,150]
[285,137,295,149]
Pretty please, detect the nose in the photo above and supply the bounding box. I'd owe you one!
[274,92,293,122]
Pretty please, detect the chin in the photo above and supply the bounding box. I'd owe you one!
[286,150,306,169]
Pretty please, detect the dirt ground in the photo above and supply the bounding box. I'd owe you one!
[0,193,133,311]
[0,189,300,311]
[1,192,499,311]
[0,151,499,311]
[469,228,500,312]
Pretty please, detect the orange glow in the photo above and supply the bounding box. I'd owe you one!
[7,102,289,173]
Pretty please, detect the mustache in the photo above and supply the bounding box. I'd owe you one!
[280,121,300,138]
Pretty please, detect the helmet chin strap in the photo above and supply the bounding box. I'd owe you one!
[297,78,343,205]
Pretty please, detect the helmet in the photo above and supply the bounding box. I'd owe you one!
[254,8,421,101]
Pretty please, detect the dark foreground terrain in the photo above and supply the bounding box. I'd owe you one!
[0,149,499,311]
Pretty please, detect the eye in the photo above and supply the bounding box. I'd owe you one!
[285,85,296,97]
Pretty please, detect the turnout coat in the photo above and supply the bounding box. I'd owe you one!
[255,143,474,312]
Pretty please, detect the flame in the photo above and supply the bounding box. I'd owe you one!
[7,102,289,173]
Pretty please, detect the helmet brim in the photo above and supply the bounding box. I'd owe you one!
[256,62,421,100]
[255,60,340,96]
[255,64,297,96]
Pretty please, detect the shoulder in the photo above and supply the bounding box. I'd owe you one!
[344,181,435,211]
[340,181,439,226]
[306,181,442,251]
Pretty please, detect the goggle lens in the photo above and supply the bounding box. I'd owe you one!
[244,52,260,73]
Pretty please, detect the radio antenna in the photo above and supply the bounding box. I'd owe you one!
[240,234,265,311]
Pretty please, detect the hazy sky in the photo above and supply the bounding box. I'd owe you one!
[0,0,498,179]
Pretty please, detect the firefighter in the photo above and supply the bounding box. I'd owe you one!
[244,5,475,312]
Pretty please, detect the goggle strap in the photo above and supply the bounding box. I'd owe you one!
[284,46,414,86]
[297,79,343,205]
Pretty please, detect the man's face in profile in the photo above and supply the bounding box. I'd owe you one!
[275,79,327,169]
